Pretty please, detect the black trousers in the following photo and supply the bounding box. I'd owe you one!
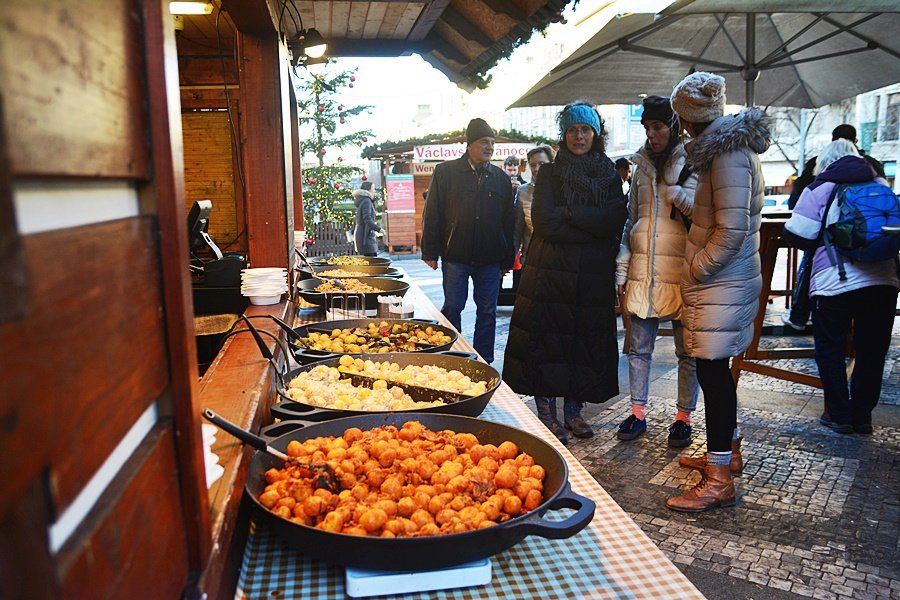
[696,358,737,453]
[812,285,898,426]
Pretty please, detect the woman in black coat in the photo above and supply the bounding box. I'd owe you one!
[503,102,627,443]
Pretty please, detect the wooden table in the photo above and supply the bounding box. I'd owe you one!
[731,216,821,387]
[232,279,704,599]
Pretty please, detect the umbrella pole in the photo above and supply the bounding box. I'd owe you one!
[745,13,755,107]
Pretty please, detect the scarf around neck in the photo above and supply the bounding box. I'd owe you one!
[553,147,619,208]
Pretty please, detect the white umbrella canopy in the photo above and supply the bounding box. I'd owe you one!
[510,1,900,108]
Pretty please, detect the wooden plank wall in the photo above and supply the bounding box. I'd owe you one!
[0,1,200,597]
[183,112,241,249]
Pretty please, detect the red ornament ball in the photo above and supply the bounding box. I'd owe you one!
[361,175,368,181]
[334,182,341,190]
[348,83,354,88]
[350,76,356,82]
[340,118,346,124]
[319,148,326,155]
[317,105,325,112]
[338,105,344,111]
[308,177,317,185]
[337,157,344,162]
[362,136,368,142]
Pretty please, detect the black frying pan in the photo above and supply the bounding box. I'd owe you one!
[297,277,409,312]
[245,413,596,571]
[267,316,459,364]
[307,255,391,267]
[299,264,402,280]
[273,351,496,421]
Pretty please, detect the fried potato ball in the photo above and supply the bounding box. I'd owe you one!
[256,421,547,538]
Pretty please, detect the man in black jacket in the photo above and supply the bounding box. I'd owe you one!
[421,118,515,363]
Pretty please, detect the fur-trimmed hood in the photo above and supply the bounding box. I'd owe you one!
[353,188,373,206]
[685,107,772,172]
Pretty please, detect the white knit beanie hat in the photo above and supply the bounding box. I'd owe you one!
[670,71,726,124]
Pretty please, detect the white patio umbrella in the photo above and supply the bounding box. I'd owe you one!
[510,1,900,108]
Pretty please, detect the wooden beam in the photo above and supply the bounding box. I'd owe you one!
[409,0,451,40]
[480,0,526,20]
[0,94,25,324]
[438,5,493,48]
[140,0,211,572]
[237,31,290,269]
[291,38,429,56]
[221,0,277,33]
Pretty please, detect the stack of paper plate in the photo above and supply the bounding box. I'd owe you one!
[240,267,288,305]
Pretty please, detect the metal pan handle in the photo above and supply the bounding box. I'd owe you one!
[294,348,341,364]
[270,401,337,422]
[438,350,479,361]
[259,418,318,442]
[202,408,268,452]
[409,318,439,325]
[239,315,287,386]
[512,483,596,539]
[266,314,303,343]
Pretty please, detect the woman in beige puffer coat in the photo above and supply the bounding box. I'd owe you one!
[614,95,699,448]
[665,72,771,514]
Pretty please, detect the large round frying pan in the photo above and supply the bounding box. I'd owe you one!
[272,351,497,421]
[307,255,392,267]
[297,277,409,312]
[299,264,402,280]
[250,413,596,571]
[267,316,459,365]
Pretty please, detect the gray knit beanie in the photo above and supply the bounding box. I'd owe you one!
[670,72,726,124]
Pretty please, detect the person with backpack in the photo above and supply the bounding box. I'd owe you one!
[615,95,700,447]
[784,138,900,435]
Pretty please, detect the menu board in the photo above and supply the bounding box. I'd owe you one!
[385,174,415,212]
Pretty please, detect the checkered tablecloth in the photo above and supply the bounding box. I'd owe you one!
[235,283,704,599]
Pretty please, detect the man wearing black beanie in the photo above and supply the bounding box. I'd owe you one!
[421,118,515,363]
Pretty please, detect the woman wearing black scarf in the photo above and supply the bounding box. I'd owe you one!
[504,102,628,443]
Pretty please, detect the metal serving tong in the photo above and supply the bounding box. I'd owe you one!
[202,408,338,493]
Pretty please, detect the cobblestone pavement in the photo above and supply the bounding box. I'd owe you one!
[396,255,900,600]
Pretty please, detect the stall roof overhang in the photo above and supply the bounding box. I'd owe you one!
[511,0,900,108]
[260,0,574,91]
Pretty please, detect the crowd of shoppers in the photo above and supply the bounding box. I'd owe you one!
[417,72,896,514]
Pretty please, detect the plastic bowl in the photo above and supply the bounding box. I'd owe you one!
[249,294,282,305]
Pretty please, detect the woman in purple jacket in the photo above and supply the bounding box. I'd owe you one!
[784,139,900,434]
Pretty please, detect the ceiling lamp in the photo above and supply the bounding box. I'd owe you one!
[169,1,214,15]
[298,28,327,58]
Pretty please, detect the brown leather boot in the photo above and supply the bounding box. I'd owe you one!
[665,464,736,512]
[678,437,743,475]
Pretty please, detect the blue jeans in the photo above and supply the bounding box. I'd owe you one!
[627,317,699,412]
[441,261,501,363]
[812,285,898,425]
[534,396,584,419]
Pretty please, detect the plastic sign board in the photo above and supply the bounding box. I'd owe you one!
[385,174,415,212]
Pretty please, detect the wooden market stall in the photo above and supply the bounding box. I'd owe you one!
[0,1,577,598]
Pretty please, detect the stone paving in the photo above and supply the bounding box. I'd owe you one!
[394,255,900,600]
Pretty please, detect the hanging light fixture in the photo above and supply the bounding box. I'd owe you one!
[298,28,327,58]
[169,1,214,15]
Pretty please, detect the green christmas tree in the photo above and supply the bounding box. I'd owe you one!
[296,63,375,228]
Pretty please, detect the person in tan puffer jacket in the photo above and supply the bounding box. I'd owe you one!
[665,72,771,514]
[615,95,700,448]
